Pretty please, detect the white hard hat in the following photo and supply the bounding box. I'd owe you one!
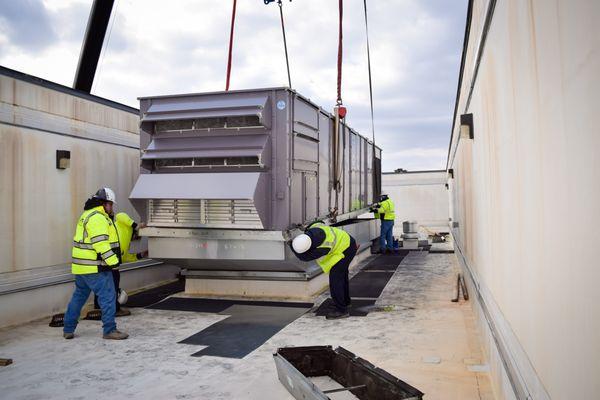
[117,289,128,305]
[94,187,117,204]
[292,234,312,254]
[380,191,388,197]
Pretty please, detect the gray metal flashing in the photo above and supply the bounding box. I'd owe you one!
[0,112,139,150]
[0,260,163,296]
[452,229,551,400]
[384,182,446,187]
[382,169,447,175]
[0,65,138,114]
[446,0,474,170]
[447,0,497,169]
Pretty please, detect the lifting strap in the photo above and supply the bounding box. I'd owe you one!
[363,0,375,144]
[336,0,344,105]
[225,0,238,91]
[278,1,292,87]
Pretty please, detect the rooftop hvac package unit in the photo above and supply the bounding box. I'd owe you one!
[130,88,381,278]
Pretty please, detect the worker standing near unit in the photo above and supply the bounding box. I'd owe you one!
[63,188,129,340]
[290,222,358,320]
[91,212,147,318]
[372,193,396,254]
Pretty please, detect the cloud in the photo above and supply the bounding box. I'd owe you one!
[0,0,57,52]
[0,0,468,172]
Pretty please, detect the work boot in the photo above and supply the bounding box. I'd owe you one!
[115,308,131,317]
[85,309,102,320]
[326,310,350,320]
[63,332,74,340]
[103,330,129,340]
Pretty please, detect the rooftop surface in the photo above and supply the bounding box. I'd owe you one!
[0,243,493,400]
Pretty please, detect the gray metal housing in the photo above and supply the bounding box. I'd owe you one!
[130,88,381,275]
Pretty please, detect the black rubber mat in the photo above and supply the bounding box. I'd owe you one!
[313,298,376,317]
[149,297,312,313]
[363,252,408,271]
[349,271,395,298]
[428,249,455,254]
[145,297,311,358]
[180,304,310,358]
[126,280,185,308]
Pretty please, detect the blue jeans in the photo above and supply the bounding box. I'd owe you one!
[64,271,117,335]
[380,220,395,251]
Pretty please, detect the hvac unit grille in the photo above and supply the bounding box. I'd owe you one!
[148,199,263,229]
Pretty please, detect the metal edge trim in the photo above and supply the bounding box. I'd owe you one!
[451,229,550,400]
[0,65,138,114]
[0,260,163,296]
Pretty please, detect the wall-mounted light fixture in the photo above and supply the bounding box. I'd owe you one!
[460,113,474,140]
[56,150,70,169]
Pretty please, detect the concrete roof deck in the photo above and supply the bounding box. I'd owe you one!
[0,243,494,400]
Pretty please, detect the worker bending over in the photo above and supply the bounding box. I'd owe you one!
[63,188,129,340]
[92,212,148,318]
[290,222,358,320]
[372,192,396,254]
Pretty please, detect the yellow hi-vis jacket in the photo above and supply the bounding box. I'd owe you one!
[375,198,396,221]
[310,223,351,274]
[114,212,139,264]
[71,206,120,274]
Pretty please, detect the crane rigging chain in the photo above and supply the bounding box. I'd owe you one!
[225,0,237,91]
[363,0,376,144]
[336,0,344,107]
[278,0,292,88]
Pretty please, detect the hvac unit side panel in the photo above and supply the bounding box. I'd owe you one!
[292,97,319,140]
[271,89,292,230]
[343,125,350,214]
[290,171,303,223]
[293,135,318,163]
[364,138,371,208]
[318,112,331,217]
[304,172,318,222]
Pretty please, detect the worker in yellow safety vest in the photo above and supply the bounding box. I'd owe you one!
[63,188,129,340]
[290,222,358,319]
[372,192,396,254]
[92,212,148,318]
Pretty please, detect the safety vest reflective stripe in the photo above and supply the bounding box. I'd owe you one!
[73,241,94,249]
[81,211,100,241]
[71,207,120,275]
[90,234,109,243]
[101,249,117,259]
[309,223,351,274]
[379,199,395,220]
[319,226,337,250]
[72,257,102,266]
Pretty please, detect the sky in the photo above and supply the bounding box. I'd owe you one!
[0,0,468,172]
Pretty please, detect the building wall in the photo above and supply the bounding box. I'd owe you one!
[0,69,181,328]
[381,171,449,236]
[448,1,600,399]
[0,71,140,274]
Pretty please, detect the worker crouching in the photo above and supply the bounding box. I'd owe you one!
[290,222,358,320]
[63,188,129,340]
